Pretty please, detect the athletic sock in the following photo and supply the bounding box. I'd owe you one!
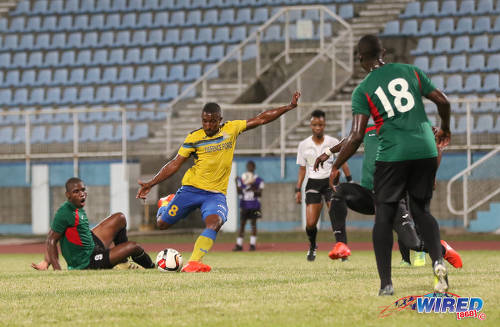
[330,196,348,244]
[236,236,244,247]
[131,249,155,269]
[398,239,411,264]
[250,235,257,246]
[113,227,128,245]
[189,228,217,262]
[373,221,394,289]
[306,226,317,249]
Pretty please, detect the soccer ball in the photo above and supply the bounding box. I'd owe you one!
[241,172,256,185]
[156,248,183,272]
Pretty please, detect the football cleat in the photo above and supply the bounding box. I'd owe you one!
[181,261,211,273]
[433,259,449,293]
[113,261,144,270]
[306,245,317,261]
[399,260,411,267]
[232,244,243,252]
[441,240,463,268]
[378,284,394,296]
[249,244,256,251]
[413,251,426,267]
[328,242,351,260]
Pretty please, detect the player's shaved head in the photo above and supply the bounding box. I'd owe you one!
[358,35,384,60]
[65,177,83,191]
[202,102,222,116]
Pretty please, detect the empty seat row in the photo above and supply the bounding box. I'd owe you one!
[431,73,500,94]
[401,0,500,18]
[0,46,226,69]
[0,83,191,106]
[0,123,148,144]
[410,35,500,55]
[426,94,500,113]
[428,114,500,134]
[0,64,216,88]
[9,0,358,16]
[0,27,253,52]
[383,16,500,36]
[414,54,500,74]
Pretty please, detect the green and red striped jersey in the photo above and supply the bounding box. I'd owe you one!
[351,63,438,162]
[51,201,94,270]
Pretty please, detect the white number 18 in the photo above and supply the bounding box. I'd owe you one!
[374,78,415,118]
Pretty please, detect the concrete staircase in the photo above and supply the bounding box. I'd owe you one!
[468,202,500,232]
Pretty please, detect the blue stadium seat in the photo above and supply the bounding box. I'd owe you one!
[149,29,164,46]
[95,124,116,142]
[219,9,235,25]
[11,0,30,15]
[450,36,470,53]
[204,63,218,79]
[430,37,451,54]
[67,33,83,49]
[54,68,69,85]
[208,45,224,61]
[478,94,497,112]
[192,0,208,8]
[109,49,125,64]
[26,17,41,32]
[231,26,246,43]
[116,31,131,46]
[86,67,101,84]
[12,53,27,68]
[21,70,36,86]
[80,125,97,143]
[489,35,500,52]
[3,108,23,125]
[96,0,112,13]
[37,69,52,85]
[0,127,13,143]
[170,11,185,26]
[142,47,158,63]
[174,46,190,62]
[0,18,6,32]
[431,75,444,90]
[458,0,475,15]
[454,17,473,35]
[129,85,144,102]
[69,68,85,84]
[154,12,169,28]
[447,55,465,73]
[185,64,202,81]
[191,45,207,62]
[0,53,9,68]
[473,17,491,34]
[135,66,151,82]
[112,0,128,11]
[137,12,154,28]
[483,74,500,92]
[45,87,61,105]
[10,17,25,32]
[55,16,70,31]
[122,13,136,28]
[12,127,26,144]
[46,126,64,143]
[401,1,420,17]
[74,15,89,30]
[65,0,80,13]
[128,0,144,11]
[83,32,98,48]
[197,28,213,44]
[85,107,105,123]
[51,33,66,49]
[243,44,257,60]
[131,30,147,46]
[436,18,454,35]
[496,0,500,13]
[0,89,12,106]
[214,27,230,43]
[264,25,281,41]
[181,28,196,44]
[130,123,148,141]
[477,0,494,14]
[145,84,162,101]
[33,1,48,14]
[30,88,45,105]
[471,35,489,53]
[125,48,140,64]
[92,49,107,65]
[168,65,184,81]
[62,125,74,143]
[383,21,399,35]
[463,74,481,93]
[13,88,29,105]
[473,114,494,133]
[96,86,111,104]
[253,8,269,23]
[5,70,20,87]
[118,67,134,83]
[28,52,42,67]
[186,10,202,26]
[158,47,174,63]
[4,35,18,50]
[166,29,180,45]
[203,9,218,25]
[79,86,95,104]
[90,14,105,30]
[494,16,500,32]
[31,126,47,144]
[421,1,438,17]
[62,87,78,105]
[236,8,252,24]
[439,0,457,16]
[164,84,179,101]
[19,34,34,50]
[105,14,121,29]
[485,54,500,72]
[76,50,92,66]
[466,54,485,72]
[152,66,168,82]
[418,18,436,35]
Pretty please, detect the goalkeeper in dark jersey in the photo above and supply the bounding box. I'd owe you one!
[327,35,452,296]
[314,126,462,270]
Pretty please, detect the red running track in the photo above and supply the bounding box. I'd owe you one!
[1,241,499,254]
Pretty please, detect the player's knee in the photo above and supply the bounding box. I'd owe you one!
[114,212,127,228]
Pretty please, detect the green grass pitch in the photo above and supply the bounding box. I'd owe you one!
[0,249,498,326]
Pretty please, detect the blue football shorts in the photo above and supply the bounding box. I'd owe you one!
[157,186,228,225]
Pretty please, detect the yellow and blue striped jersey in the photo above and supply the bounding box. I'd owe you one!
[177,120,247,194]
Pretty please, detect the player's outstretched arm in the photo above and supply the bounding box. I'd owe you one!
[313,138,345,171]
[32,230,63,270]
[295,166,306,204]
[245,91,300,131]
[137,154,188,199]
[426,89,451,148]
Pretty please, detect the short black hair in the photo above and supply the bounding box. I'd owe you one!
[202,102,221,115]
[247,160,255,168]
[358,35,383,60]
[311,110,325,119]
[65,177,83,192]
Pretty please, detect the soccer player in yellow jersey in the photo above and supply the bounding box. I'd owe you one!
[137,91,301,272]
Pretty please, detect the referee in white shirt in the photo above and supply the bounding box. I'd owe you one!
[295,110,352,261]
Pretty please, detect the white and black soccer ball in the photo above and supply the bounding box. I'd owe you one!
[156,248,183,272]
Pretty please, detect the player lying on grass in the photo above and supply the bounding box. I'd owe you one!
[137,91,301,273]
[314,127,462,270]
[32,177,155,270]
[326,35,451,295]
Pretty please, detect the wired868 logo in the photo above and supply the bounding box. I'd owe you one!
[379,292,486,320]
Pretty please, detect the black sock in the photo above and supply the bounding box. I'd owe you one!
[306,226,317,249]
[373,221,393,288]
[132,249,155,269]
[330,196,347,244]
[114,227,128,245]
[398,239,411,264]
[408,197,442,264]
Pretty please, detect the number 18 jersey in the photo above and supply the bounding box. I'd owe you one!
[351,63,438,162]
